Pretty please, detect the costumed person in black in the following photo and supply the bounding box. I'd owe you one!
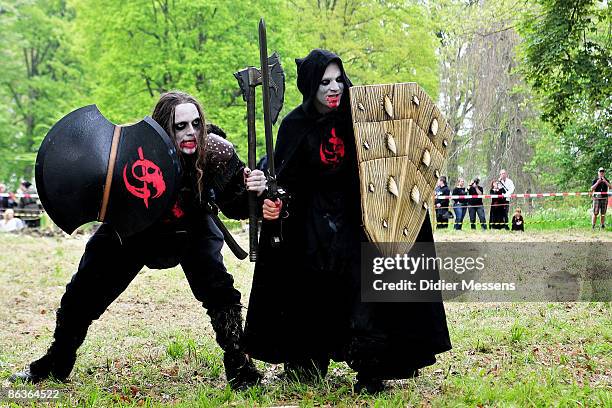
[244,49,451,393]
[451,178,468,230]
[489,179,506,230]
[435,176,451,229]
[10,91,266,390]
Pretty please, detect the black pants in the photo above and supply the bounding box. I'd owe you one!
[500,203,510,230]
[435,208,449,229]
[468,205,487,229]
[54,216,241,351]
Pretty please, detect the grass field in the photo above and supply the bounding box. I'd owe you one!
[0,229,610,407]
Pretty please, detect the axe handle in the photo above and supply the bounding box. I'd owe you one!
[210,212,248,260]
[99,125,122,222]
[246,85,259,262]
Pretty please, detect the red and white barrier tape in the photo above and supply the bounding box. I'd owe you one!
[2,191,611,200]
[436,191,611,200]
[1,193,39,199]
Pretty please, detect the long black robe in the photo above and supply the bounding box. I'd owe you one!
[489,186,507,230]
[244,49,451,379]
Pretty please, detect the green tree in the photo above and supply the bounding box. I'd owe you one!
[518,0,611,188]
[0,0,83,183]
[430,0,540,193]
[72,0,295,160]
[0,0,441,180]
[285,0,439,95]
[72,0,439,159]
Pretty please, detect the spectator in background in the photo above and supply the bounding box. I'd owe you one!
[467,177,486,230]
[489,179,507,230]
[0,183,17,209]
[435,176,451,229]
[0,183,9,210]
[18,181,41,228]
[497,169,514,230]
[18,181,37,207]
[511,208,524,231]
[0,209,25,232]
[591,167,611,229]
[452,177,468,230]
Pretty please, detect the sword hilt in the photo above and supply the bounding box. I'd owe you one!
[266,186,288,248]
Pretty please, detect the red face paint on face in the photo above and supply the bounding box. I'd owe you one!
[315,63,344,114]
[174,103,201,155]
[180,140,197,151]
[326,95,340,108]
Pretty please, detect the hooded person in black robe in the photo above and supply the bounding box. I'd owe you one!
[244,49,452,393]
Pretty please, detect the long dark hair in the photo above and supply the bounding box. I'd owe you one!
[152,91,208,200]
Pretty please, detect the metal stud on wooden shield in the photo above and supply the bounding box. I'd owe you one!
[384,95,394,118]
[349,82,455,256]
[387,176,399,197]
[386,133,397,154]
[422,149,431,167]
[411,185,420,204]
[430,118,439,136]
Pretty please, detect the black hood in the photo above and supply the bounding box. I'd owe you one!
[295,49,353,114]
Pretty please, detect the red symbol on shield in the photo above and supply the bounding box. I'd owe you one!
[122,147,166,208]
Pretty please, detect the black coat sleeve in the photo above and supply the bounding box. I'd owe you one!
[211,152,250,220]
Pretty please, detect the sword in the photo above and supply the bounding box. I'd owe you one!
[259,18,286,249]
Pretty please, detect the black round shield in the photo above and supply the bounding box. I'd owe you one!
[36,105,181,237]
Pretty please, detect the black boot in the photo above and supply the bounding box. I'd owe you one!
[9,352,76,384]
[223,350,261,390]
[284,358,329,383]
[9,312,89,384]
[354,369,419,394]
[208,306,262,390]
[354,373,386,394]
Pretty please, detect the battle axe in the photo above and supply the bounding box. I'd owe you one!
[35,105,182,238]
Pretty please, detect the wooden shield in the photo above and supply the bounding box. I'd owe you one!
[350,83,453,254]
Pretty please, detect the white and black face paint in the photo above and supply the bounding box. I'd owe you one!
[174,103,202,155]
[314,62,345,114]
